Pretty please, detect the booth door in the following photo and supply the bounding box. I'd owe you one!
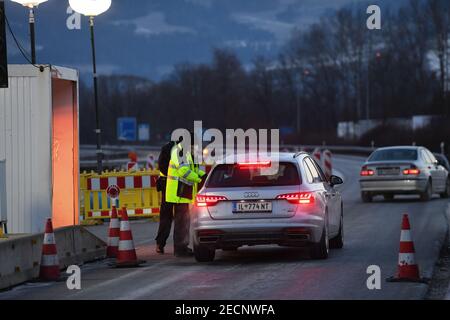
[51,79,79,228]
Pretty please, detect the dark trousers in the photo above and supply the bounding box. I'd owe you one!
[155,189,190,252]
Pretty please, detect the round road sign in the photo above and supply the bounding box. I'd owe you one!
[106,185,120,199]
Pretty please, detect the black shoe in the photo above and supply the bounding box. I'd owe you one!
[174,247,193,257]
[156,245,165,254]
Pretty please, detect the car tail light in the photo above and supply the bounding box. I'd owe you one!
[403,168,420,175]
[360,166,374,176]
[195,195,228,207]
[276,192,315,204]
[238,161,271,169]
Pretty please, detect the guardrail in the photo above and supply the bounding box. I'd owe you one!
[80,144,374,170]
[280,145,375,156]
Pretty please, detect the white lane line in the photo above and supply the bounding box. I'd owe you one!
[115,271,195,300]
[67,261,167,298]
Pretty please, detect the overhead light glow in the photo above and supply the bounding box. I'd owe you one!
[11,0,48,8]
[68,0,111,17]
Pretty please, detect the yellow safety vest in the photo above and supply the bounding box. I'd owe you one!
[165,143,206,204]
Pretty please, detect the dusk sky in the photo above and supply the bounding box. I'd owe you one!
[4,0,393,81]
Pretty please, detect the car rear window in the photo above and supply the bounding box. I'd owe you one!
[206,162,301,188]
[369,149,418,161]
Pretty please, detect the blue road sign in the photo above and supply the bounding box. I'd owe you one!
[117,117,137,141]
[138,124,150,141]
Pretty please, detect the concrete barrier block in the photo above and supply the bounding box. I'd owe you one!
[0,226,106,290]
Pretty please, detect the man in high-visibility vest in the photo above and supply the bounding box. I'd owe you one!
[164,140,205,257]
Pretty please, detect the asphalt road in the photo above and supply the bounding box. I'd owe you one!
[1,155,449,300]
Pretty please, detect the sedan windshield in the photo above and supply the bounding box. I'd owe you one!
[369,149,418,161]
[206,162,301,188]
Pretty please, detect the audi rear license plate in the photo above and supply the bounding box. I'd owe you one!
[233,201,272,213]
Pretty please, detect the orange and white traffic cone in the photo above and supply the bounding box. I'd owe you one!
[106,205,120,258]
[387,214,427,283]
[39,218,61,281]
[115,208,143,267]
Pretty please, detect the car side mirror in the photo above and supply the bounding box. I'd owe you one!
[330,175,343,187]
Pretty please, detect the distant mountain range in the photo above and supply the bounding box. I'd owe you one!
[4,0,406,81]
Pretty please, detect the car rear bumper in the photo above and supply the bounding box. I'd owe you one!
[359,178,428,194]
[192,217,324,248]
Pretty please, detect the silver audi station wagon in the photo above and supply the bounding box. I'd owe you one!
[192,152,344,262]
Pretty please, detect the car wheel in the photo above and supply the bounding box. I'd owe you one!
[361,192,372,203]
[310,223,329,260]
[420,180,432,201]
[194,245,215,262]
[383,194,394,201]
[330,209,344,249]
[440,179,450,199]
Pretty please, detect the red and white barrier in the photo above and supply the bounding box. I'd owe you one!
[88,207,160,218]
[87,175,158,191]
[39,219,60,281]
[127,161,138,172]
[323,149,333,180]
[312,148,322,165]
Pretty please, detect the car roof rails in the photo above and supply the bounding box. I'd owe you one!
[293,151,308,159]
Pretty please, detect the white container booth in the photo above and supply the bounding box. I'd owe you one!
[0,65,79,234]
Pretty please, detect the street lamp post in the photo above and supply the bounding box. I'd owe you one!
[295,69,310,135]
[69,0,111,174]
[11,0,48,64]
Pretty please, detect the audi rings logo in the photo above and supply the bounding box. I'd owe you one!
[244,192,260,198]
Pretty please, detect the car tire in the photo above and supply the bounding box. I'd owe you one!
[440,179,450,199]
[194,245,215,262]
[310,224,329,260]
[420,180,432,202]
[361,192,372,203]
[330,209,344,249]
[383,194,394,201]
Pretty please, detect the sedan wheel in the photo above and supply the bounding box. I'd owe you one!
[361,192,372,203]
[420,181,432,202]
[440,179,450,199]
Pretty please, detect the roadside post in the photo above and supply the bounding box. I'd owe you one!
[106,184,120,208]
[0,159,6,238]
[323,150,333,181]
[312,148,322,168]
[106,185,120,258]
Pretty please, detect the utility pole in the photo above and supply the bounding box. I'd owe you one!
[365,32,372,120]
[28,7,36,64]
[296,79,301,135]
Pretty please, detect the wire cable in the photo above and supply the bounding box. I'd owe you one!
[4,13,48,71]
